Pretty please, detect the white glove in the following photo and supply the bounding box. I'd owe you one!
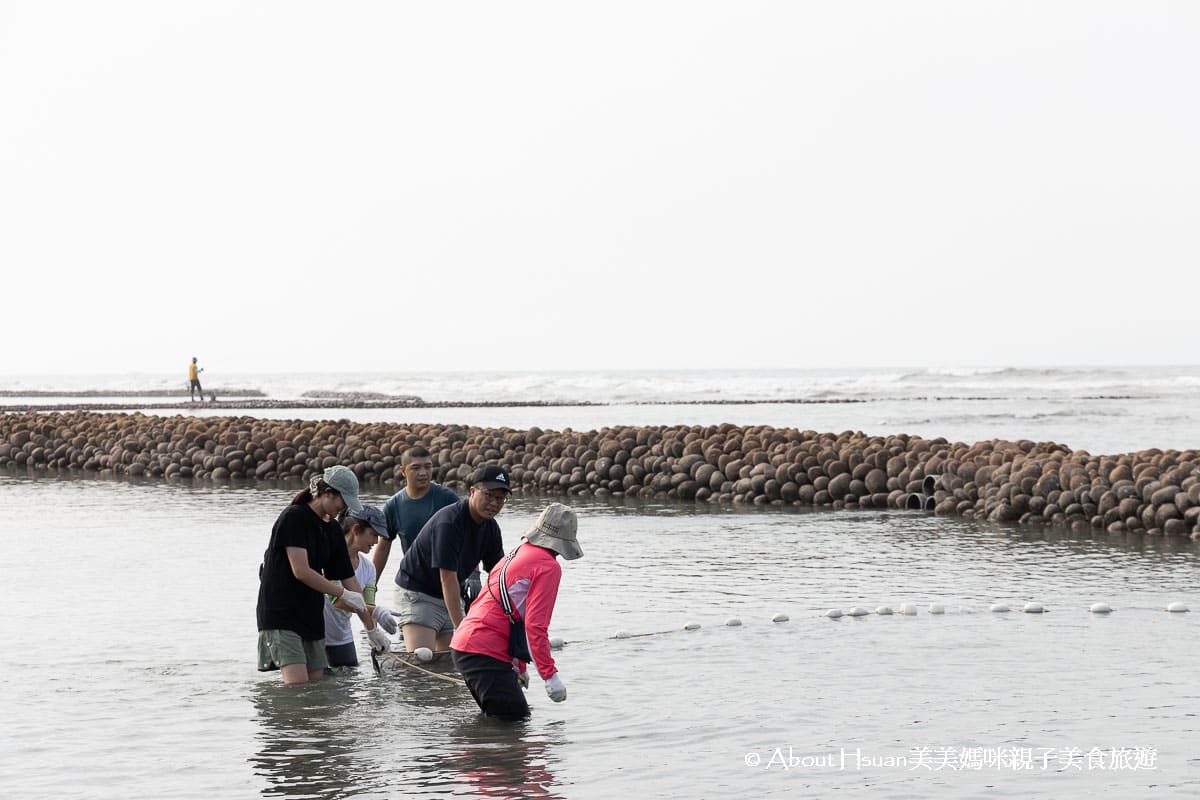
[367,626,391,653]
[545,674,566,703]
[372,605,398,634]
[338,588,366,612]
[517,671,529,690]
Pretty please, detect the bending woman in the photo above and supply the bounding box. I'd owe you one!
[257,465,371,685]
[324,504,396,668]
[450,503,583,720]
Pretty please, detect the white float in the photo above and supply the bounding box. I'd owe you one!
[1023,603,1045,614]
[875,606,894,615]
[928,604,946,615]
[989,604,1010,613]
[613,630,631,639]
[1089,603,1112,614]
[826,609,844,619]
[413,647,433,663]
[898,604,918,616]
[847,607,871,617]
[1166,602,1190,613]
[771,613,789,623]
[725,617,742,627]
[549,636,565,649]
[683,621,702,630]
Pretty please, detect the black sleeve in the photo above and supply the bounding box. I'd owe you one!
[324,521,355,581]
[481,523,504,572]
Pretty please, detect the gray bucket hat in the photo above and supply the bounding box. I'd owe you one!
[348,503,387,537]
[322,465,363,513]
[524,503,582,560]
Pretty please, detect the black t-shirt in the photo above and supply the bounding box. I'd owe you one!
[396,498,504,599]
[256,503,354,640]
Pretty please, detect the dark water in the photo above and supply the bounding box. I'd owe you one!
[2,475,1198,798]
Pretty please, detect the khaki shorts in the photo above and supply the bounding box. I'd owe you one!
[258,629,328,672]
[396,588,454,636]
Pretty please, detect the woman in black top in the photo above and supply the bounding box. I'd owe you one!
[256,466,370,684]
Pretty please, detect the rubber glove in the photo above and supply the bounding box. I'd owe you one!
[339,588,366,613]
[545,674,566,702]
[372,605,398,634]
[367,626,391,653]
[517,672,529,690]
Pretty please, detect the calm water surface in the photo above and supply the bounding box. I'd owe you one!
[2,475,1198,799]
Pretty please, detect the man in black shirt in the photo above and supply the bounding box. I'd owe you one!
[396,465,511,653]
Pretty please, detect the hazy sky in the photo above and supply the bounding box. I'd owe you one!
[2,2,1197,376]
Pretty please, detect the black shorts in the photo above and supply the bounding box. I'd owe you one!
[451,649,530,721]
[189,379,203,390]
[325,641,359,668]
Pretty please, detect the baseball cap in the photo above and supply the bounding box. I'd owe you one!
[473,465,512,493]
[322,465,363,512]
[348,503,388,537]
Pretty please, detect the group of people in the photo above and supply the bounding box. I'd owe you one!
[255,446,584,721]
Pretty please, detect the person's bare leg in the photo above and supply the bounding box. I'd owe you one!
[402,623,437,653]
[280,663,310,685]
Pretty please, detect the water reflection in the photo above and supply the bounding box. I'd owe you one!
[249,681,362,799]
[443,717,565,800]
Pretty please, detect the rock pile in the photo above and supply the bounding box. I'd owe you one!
[2,411,1198,537]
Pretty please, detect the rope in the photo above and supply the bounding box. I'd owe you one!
[371,649,466,685]
[613,628,681,639]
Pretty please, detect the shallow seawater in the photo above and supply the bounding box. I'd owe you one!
[2,475,1198,799]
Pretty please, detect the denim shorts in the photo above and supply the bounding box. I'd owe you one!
[395,588,454,635]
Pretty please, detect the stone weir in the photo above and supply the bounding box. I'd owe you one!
[2,411,1198,538]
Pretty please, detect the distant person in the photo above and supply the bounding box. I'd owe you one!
[257,465,372,685]
[324,504,397,669]
[394,465,511,653]
[188,357,204,402]
[451,503,583,721]
[376,447,459,578]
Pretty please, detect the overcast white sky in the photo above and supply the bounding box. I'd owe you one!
[1,2,1197,376]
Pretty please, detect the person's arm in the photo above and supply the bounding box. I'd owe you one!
[482,526,504,573]
[286,546,349,597]
[371,537,392,579]
[440,568,466,628]
[525,560,563,680]
[339,574,377,629]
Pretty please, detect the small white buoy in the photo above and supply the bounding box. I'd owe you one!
[725,617,742,627]
[613,629,631,639]
[413,647,433,663]
[1166,602,1190,613]
[825,609,844,619]
[847,607,871,617]
[549,636,565,649]
[898,603,918,616]
[989,604,1010,613]
[1089,603,1112,614]
[683,621,702,630]
[1023,603,1045,614]
[928,604,945,615]
[771,613,789,623]
[875,606,894,615]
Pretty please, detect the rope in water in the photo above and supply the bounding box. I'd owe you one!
[372,649,466,684]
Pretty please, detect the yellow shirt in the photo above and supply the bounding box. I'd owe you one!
[188,363,199,381]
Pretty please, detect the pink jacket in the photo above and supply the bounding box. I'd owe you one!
[450,543,562,679]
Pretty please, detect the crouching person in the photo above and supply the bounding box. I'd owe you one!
[450,503,582,721]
